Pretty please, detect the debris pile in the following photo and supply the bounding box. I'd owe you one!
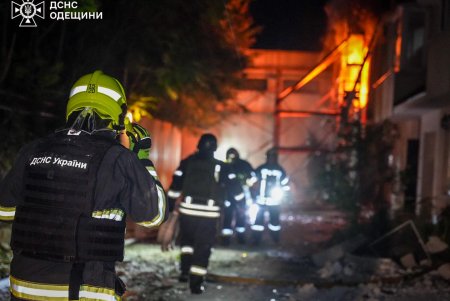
[290,220,450,300]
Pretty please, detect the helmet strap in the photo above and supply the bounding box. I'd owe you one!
[114,103,127,131]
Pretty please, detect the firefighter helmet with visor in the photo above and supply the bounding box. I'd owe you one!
[226,147,239,163]
[197,133,217,152]
[66,70,128,130]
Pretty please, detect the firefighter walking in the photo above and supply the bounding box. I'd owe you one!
[221,147,256,245]
[163,134,242,294]
[251,148,290,245]
[0,70,167,301]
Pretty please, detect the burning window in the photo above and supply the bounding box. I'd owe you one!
[338,34,370,111]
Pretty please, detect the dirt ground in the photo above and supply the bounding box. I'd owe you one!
[1,208,450,300]
[120,242,450,301]
[119,207,450,301]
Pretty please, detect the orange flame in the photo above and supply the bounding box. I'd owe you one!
[339,34,370,110]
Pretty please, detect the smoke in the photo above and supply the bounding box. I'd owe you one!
[322,0,388,50]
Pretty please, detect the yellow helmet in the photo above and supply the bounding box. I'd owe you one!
[66,70,128,130]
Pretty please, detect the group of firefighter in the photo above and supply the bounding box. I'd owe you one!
[162,134,290,292]
[0,71,289,300]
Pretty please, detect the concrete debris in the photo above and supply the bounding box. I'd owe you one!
[343,263,354,276]
[344,255,400,278]
[437,263,450,280]
[318,261,336,278]
[312,234,366,267]
[375,258,400,276]
[400,253,418,269]
[0,277,9,301]
[426,236,448,254]
[116,243,450,300]
[420,259,432,267]
[296,283,317,297]
[355,283,383,301]
[370,220,430,264]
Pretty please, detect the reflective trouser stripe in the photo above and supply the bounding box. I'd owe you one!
[268,224,281,231]
[190,265,207,276]
[79,285,119,301]
[235,227,246,233]
[181,246,194,254]
[180,202,220,211]
[10,276,69,301]
[179,207,220,218]
[221,228,233,236]
[251,225,264,231]
[10,276,120,301]
[257,199,281,206]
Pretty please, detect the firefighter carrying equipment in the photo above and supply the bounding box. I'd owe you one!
[165,134,242,294]
[158,211,179,251]
[11,134,125,263]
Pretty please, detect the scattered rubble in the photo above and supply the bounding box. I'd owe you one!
[2,218,450,300]
[426,236,448,254]
[312,234,366,267]
[119,238,450,301]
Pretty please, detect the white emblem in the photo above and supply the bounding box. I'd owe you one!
[11,0,45,28]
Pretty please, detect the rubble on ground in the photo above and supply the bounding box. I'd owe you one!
[295,222,450,301]
[119,236,450,301]
[117,222,450,300]
[3,218,450,300]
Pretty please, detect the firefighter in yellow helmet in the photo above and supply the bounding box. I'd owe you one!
[0,70,167,300]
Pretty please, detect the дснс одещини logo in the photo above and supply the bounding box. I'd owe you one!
[11,0,45,27]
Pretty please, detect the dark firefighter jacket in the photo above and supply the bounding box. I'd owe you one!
[228,158,257,188]
[0,130,168,301]
[167,152,243,218]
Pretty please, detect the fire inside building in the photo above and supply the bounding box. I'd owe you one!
[137,0,450,223]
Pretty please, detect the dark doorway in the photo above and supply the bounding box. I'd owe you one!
[404,139,419,212]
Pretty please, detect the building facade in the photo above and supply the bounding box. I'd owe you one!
[370,0,450,219]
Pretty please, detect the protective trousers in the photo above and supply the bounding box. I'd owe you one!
[179,214,217,289]
[222,200,247,243]
[252,205,281,244]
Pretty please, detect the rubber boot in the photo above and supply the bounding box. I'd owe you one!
[189,274,205,294]
[237,232,246,245]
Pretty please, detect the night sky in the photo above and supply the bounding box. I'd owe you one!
[250,0,329,51]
